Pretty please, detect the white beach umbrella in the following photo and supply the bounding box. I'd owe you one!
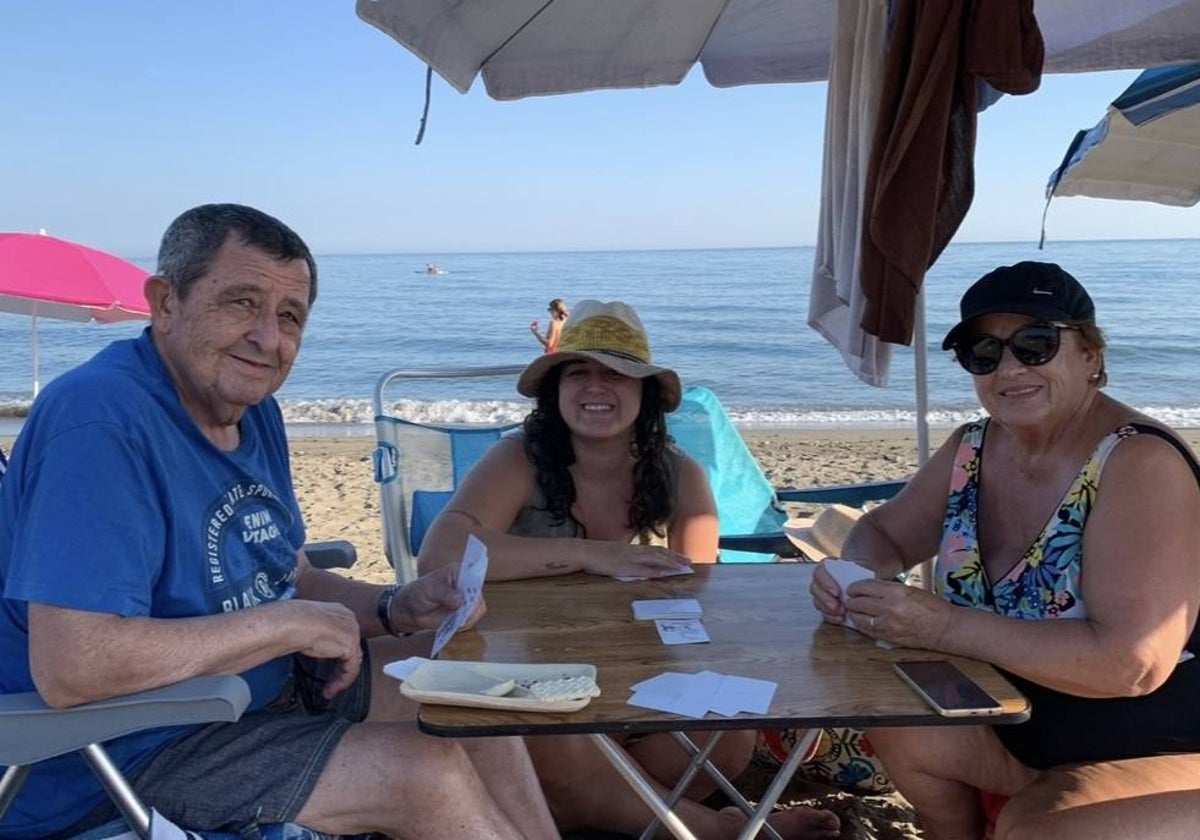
[357,0,1200,461]
[358,0,1200,99]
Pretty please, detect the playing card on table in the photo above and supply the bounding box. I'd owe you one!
[614,566,695,582]
[431,534,488,658]
[654,618,711,645]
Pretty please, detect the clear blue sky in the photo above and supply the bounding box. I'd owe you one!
[1,3,1193,258]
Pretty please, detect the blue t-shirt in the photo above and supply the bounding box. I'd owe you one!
[0,329,306,838]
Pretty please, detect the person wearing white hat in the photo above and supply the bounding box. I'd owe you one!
[419,300,840,839]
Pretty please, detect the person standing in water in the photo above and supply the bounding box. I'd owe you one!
[529,298,569,353]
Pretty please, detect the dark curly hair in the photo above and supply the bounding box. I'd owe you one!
[522,364,674,543]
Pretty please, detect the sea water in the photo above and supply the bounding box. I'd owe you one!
[1,238,1197,434]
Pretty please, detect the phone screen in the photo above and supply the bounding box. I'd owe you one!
[893,660,1003,716]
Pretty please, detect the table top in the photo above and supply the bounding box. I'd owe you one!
[419,563,1029,737]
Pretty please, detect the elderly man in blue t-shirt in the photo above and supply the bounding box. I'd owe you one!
[0,204,558,840]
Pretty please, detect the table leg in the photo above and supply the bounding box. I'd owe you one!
[639,733,785,840]
[736,728,821,840]
[638,732,725,840]
[588,733,700,840]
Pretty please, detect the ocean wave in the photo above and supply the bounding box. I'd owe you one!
[277,399,1200,431]
[6,396,1200,433]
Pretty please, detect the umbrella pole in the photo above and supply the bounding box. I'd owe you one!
[31,308,39,398]
[914,287,930,465]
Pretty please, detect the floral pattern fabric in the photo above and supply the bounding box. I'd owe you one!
[755,728,893,794]
[935,419,1135,620]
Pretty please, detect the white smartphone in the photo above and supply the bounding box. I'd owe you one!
[893,660,1004,718]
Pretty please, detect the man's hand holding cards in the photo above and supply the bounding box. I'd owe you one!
[430,535,488,658]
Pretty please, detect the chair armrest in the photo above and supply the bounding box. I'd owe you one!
[0,675,251,766]
[776,479,906,506]
[718,533,802,559]
[304,539,357,570]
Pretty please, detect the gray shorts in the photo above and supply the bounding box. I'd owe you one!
[67,647,372,837]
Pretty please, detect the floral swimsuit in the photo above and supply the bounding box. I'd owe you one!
[934,419,1200,769]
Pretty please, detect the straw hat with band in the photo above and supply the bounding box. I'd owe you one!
[517,300,683,412]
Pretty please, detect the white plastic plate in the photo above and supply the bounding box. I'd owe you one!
[384,659,600,713]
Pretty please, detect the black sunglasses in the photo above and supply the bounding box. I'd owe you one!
[952,323,1082,375]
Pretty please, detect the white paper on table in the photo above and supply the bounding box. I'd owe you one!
[654,618,710,645]
[709,673,777,716]
[431,534,488,658]
[614,566,695,582]
[632,598,702,620]
[628,670,724,718]
[631,671,696,693]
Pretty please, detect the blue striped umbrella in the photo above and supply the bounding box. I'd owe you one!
[1047,63,1200,207]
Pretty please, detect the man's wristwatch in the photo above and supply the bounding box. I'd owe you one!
[376,584,407,637]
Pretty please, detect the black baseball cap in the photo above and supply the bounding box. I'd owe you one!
[941,261,1095,350]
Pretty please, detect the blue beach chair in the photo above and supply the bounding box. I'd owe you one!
[372,365,526,583]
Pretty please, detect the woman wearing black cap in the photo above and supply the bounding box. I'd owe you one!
[810,261,1200,838]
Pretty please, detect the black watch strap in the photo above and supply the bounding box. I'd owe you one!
[377,584,404,637]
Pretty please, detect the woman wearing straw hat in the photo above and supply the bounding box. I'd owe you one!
[421,300,839,839]
[810,262,1200,839]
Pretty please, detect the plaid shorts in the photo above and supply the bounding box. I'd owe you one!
[65,645,372,837]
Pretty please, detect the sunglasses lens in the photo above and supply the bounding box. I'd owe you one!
[1009,326,1061,366]
[953,325,1066,375]
[957,336,1002,375]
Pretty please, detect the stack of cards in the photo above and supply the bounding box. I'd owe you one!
[629,670,777,718]
[822,559,874,602]
[822,559,895,649]
[632,599,709,645]
[631,599,702,620]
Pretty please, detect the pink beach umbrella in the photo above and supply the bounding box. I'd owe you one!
[0,231,150,396]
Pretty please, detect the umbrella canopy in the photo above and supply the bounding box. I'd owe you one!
[1046,62,1200,207]
[357,0,1200,100]
[0,232,150,323]
[0,232,150,395]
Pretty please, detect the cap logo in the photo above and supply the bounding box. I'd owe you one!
[1031,287,1054,295]
[559,314,652,364]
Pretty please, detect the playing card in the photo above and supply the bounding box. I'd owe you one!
[654,618,711,645]
[822,559,874,603]
[614,566,695,582]
[431,534,488,658]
